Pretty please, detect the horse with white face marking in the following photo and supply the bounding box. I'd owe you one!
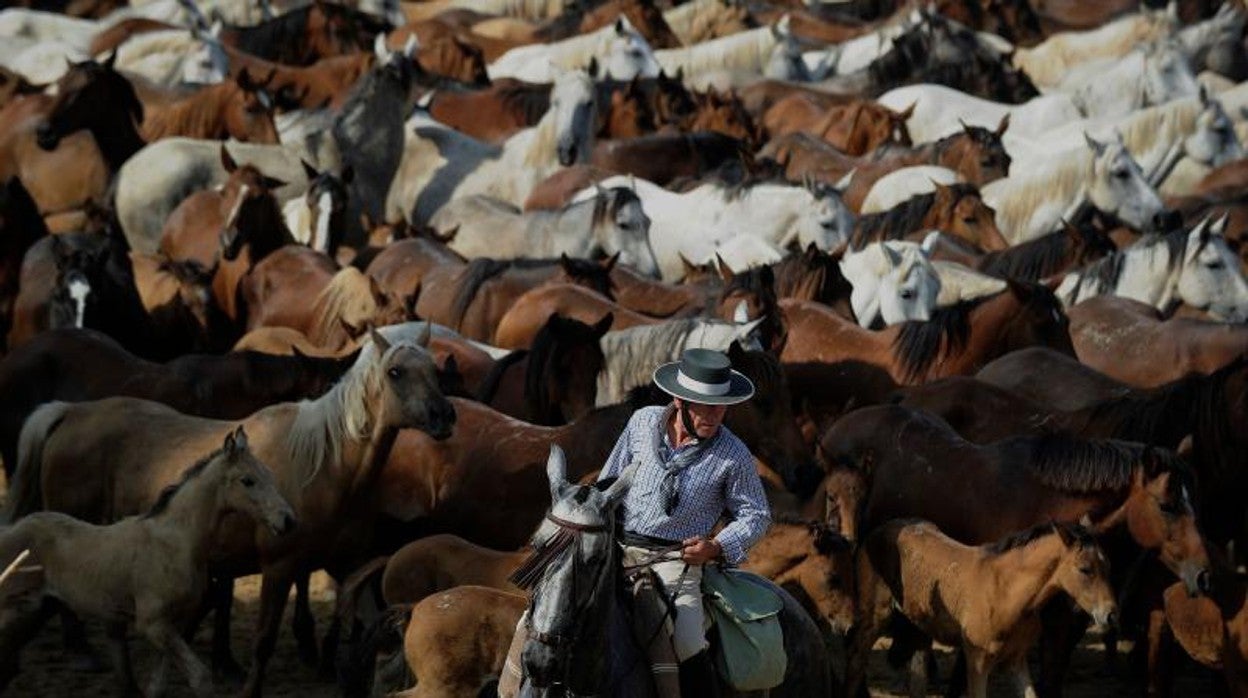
[112,22,231,88]
[1056,39,1199,120]
[1056,218,1248,322]
[282,162,352,257]
[982,133,1171,244]
[389,69,597,224]
[654,16,798,83]
[575,175,854,282]
[839,241,941,327]
[487,17,660,82]
[431,186,660,278]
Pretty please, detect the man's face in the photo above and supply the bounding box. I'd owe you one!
[675,398,728,438]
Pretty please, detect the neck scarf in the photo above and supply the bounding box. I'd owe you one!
[651,404,717,516]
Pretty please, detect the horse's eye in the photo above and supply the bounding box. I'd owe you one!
[241,476,256,487]
[1113,169,1129,179]
[1206,259,1225,270]
[1077,566,1093,576]
[963,216,977,225]
[387,366,404,379]
[1159,500,1181,516]
[900,289,915,300]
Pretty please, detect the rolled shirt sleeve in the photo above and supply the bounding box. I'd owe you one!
[713,457,772,565]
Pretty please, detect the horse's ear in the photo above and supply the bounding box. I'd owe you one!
[413,320,432,348]
[603,460,636,507]
[727,339,747,362]
[678,253,698,279]
[369,328,392,355]
[546,444,569,500]
[220,145,238,173]
[1083,132,1106,158]
[559,252,574,272]
[1004,277,1031,299]
[586,56,600,79]
[592,312,613,337]
[237,66,255,91]
[995,112,1010,138]
[1198,83,1210,108]
[614,17,626,34]
[290,344,310,361]
[301,160,318,182]
[101,50,117,71]
[261,175,286,191]
[760,263,775,289]
[602,251,620,272]
[959,118,974,136]
[898,101,916,120]
[1052,521,1076,547]
[881,243,902,267]
[716,254,734,282]
[340,165,354,185]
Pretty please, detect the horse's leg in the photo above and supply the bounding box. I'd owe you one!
[846,571,890,698]
[0,597,56,691]
[241,564,298,698]
[964,649,990,698]
[143,620,212,698]
[292,572,319,667]
[907,638,932,698]
[1008,654,1037,698]
[1145,607,1175,698]
[59,604,106,672]
[1036,602,1085,698]
[104,621,140,697]
[209,576,245,683]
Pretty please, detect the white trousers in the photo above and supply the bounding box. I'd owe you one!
[623,545,708,661]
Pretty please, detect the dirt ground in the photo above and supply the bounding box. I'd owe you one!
[0,470,1219,697]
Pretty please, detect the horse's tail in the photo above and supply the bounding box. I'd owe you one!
[3,402,70,524]
[342,601,415,697]
[333,555,393,697]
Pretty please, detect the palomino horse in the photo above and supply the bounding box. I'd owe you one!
[513,445,832,696]
[4,326,456,697]
[431,185,658,278]
[848,520,1115,698]
[0,428,295,696]
[0,327,355,478]
[1067,294,1248,386]
[849,182,1009,252]
[778,281,1073,384]
[1055,220,1248,322]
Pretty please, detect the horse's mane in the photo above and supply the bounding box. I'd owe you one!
[598,318,747,404]
[142,81,242,141]
[988,148,1094,237]
[1064,229,1186,298]
[978,226,1109,281]
[143,443,224,518]
[1010,434,1189,495]
[496,82,554,125]
[476,348,530,404]
[656,24,778,75]
[309,267,380,345]
[890,296,985,382]
[1115,97,1207,170]
[985,520,1093,554]
[851,187,943,249]
[591,186,641,227]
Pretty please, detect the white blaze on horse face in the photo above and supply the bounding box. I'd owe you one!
[311,191,333,253]
[224,184,250,232]
[67,275,90,329]
[1086,138,1166,233]
[1177,223,1248,322]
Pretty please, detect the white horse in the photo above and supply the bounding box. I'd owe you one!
[0,36,88,84]
[596,316,765,405]
[982,133,1168,244]
[1056,217,1248,322]
[654,16,797,83]
[931,260,1007,307]
[695,235,786,274]
[877,84,1082,144]
[487,17,659,82]
[111,23,231,87]
[801,8,919,78]
[575,175,855,282]
[1055,39,1199,120]
[860,166,963,214]
[1012,3,1178,87]
[387,69,597,225]
[430,186,660,278]
[0,8,101,50]
[839,240,941,327]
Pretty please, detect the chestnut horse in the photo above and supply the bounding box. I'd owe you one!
[849,182,1009,252]
[137,69,280,144]
[4,327,456,698]
[239,246,339,333]
[762,95,913,156]
[778,281,1073,384]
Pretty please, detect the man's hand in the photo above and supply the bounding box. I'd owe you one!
[681,536,722,565]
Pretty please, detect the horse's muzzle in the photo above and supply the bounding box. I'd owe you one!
[1182,563,1213,598]
[269,511,298,536]
[1151,209,1183,233]
[423,399,457,441]
[35,123,60,152]
[557,142,578,167]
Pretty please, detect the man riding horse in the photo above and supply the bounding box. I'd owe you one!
[597,347,772,696]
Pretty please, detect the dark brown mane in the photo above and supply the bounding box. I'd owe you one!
[890,296,986,382]
[850,183,982,249]
[978,225,1114,281]
[985,520,1093,554]
[143,444,224,518]
[1006,435,1191,495]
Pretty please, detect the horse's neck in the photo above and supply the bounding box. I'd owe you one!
[1118,241,1181,310]
[146,465,227,560]
[549,200,597,256]
[94,116,147,173]
[980,536,1067,626]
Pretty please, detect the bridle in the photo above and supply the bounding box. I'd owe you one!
[521,512,613,651]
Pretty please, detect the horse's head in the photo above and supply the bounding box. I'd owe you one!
[308,0,376,59]
[1084,133,1174,234]
[764,15,806,81]
[228,68,280,145]
[217,147,288,261]
[1177,216,1248,322]
[159,257,219,345]
[1186,87,1243,169]
[653,69,698,127]
[724,343,823,498]
[796,181,854,253]
[367,324,456,440]
[822,467,867,543]
[593,185,657,278]
[551,69,597,167]
[943,118,1011,185]
[999,279,1074,355]
[300,160,353,256]
[604,78,657,138]
[1121,447,1211,597]
[533,313,612,423]
[618,0,680,49]
[1141,39,1199,108]
[216,426,297,536]
[1050,522,1117,630]
[933,182,1009,252]
[556,253,616,299]
[688,89,760,147]
[878,243,940,326]
[521,445,634,692]
[599,16,660,81]
[716,262,784,350]
[186,20,229,85]
[37,54,141,151]
[48,235,110,330]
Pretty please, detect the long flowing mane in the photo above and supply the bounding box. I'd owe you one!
[309,267,383,345]
[978,225,1113,281]
[655,24,779,75]
[986,148,1093,238]
[1003,434,1191,495]
[597,318,746,404]
[890,296,986,382]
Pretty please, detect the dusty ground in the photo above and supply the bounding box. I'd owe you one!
[0,471,1219,697]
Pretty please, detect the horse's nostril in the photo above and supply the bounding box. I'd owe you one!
[1198,569,1212,594]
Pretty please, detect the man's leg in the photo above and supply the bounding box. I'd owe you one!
[650,559,718,697]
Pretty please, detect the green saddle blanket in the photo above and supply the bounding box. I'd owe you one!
[702,566,788,691]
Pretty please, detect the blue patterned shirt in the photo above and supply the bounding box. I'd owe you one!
[598,405,771,564]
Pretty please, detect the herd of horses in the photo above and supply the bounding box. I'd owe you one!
[0,0,1247,696]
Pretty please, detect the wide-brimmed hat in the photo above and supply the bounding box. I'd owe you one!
[652,348,755,405]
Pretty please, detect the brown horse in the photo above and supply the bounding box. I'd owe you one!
[216,1,380,66]
[137,69,279,143]
[364,229,464,300]
[778,281,1073,384]
[762,95,913,156]
[478,313,613,425]
[848,520,1115,698]
[1067,294,1248,387]
[491,284,660,349]
[3,327,456,698]
[239,245,339,333]
[608,259,722,317]
[129,252,227,355]
[741,517,856,635]
[849,181,1009,252]
[589,131,752,187]
[1155,549,1248,697]
[977,219,1117,281]
[414,255,615,342]
[976,346,1129,411]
